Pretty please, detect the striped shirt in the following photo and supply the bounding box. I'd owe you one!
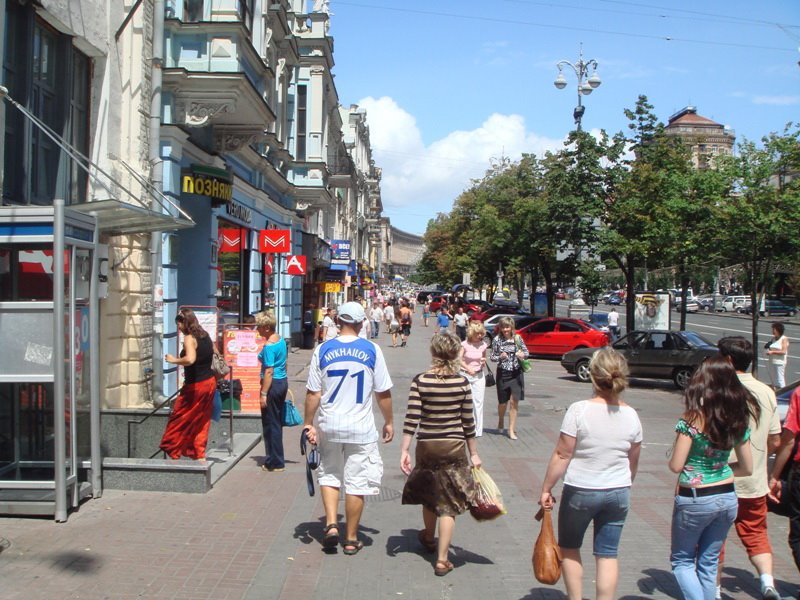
[403,372,476,440]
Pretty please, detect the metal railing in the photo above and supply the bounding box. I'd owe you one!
[127,390,179,458]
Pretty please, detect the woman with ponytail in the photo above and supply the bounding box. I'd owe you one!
[539,348,643,600]
[668,356,758,600]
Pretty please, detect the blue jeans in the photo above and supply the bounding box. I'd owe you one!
[558,485,631,557]
[670,491,738,600]
[260,378,288,469]
[371,320,380,338]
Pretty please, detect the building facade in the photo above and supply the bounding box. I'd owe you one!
[664,106,735,169]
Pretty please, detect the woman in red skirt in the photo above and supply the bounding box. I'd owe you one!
[159,308,217,460]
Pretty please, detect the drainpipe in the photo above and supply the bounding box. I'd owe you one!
[149,0,165,401]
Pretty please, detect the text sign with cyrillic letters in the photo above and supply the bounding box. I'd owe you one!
[258,229,291,254]
[286,255,307,275]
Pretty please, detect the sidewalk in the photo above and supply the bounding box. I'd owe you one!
[1,318,798,599]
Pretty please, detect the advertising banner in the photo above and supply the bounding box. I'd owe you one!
[330,239,351,268]
[222,327,266,414]
[634,292,671,331]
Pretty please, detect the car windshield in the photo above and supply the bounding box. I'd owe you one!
[679,331,715,348]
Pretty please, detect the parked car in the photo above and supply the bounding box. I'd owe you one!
[695,294,716,311]
[583,313,610,333]
[516,317,609,357]
[484,314,541,342]
[493,297,521,309]
[607,294,622,305]
[742,299,797,317]
[470,305,525,322]
[674,298,700,313]
[561,329,718,389]
[717,295,749,313]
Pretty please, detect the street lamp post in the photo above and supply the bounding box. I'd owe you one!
[554,45,602,131]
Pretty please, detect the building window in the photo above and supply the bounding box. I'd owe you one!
[184,0,204,21]
[238,0,254,32]
[2,9,91,206]
[296,85,307,161]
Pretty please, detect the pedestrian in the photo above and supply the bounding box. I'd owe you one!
[320,307,338,342]
[436,307,451,333]
[668,356,756,600]
[369,303,383,339]
[256,310,289,472]
[715,337,782,600]
[390,305,401,347]
[765,322,789,389]
[768,384,800,575]
[607,307,619,341]
[303,302,394,555]
[383,301,394,334]
[400,332,481,577]
[422,300,431,327]
[399,300,413,347]
[490,316,528,440]
[453,306,469,341]
[460,321,488,437]
[539,348,642,600]
[160,308,217,460]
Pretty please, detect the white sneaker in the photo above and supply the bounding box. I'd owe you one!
[761,586,780,600]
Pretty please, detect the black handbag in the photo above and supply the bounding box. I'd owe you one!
[484,366,496,387]
[301,428,320,497]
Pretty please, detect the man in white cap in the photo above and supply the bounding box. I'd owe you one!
[303,301,394,555]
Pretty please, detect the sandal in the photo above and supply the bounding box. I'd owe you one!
[342,539,364,555]
[417,530,436,553]
[322,524,339,548]
[434,560,454,576]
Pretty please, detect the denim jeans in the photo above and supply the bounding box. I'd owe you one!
[260,378,288,469]
[558,485,631,557]
[371,320,380,338]
[670,490,738,600]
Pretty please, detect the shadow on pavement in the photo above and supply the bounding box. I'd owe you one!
[519,587,567,599]
[385,529,494,568]
[294,516,379,555]
[635,568,682,599]
[46,550,103,574]
[721,565,797,599]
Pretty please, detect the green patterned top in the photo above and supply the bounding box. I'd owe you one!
[675,418,750,486]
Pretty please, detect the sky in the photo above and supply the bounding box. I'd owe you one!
[324,0,800,235]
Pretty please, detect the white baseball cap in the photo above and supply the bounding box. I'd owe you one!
[337,301,366,324]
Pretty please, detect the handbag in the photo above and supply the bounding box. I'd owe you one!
[282,390,303,427]
[211,350,230,379]
[532,507,562,584]
[484,366,496,387]
[300,428,320,497]
[515,336,532,373]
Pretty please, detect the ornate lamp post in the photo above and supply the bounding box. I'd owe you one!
[554,45,602,131]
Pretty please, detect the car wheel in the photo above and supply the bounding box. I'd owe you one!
[673,367,693,390]
[575,359,591,383]
[790,310,797,317]
[735,307,743,314]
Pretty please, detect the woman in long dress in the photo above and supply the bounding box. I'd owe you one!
[160,308,217,460]
[400,332,481,576]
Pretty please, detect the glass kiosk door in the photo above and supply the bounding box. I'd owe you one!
[0,202,98,521]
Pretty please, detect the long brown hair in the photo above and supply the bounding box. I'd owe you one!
[175,308,208,339]
[683,356,759,450]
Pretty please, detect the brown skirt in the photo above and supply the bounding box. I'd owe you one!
[402,439,477,517]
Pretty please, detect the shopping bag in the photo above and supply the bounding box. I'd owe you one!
[532,507,562,584]
[283,391,303,427]
[469,467,507,521]
[520,359,532,373]
[211,390,222,422]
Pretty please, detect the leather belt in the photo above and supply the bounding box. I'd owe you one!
[678,482,735,497]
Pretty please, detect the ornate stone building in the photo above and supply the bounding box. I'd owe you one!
[664,106,735,169]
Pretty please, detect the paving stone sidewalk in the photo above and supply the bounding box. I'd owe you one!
[1,316,798,599]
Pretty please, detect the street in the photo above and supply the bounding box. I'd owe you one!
[0,306,798,599]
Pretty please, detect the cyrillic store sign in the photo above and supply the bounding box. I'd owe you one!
[330,239,351,267]
[182,165,233,204]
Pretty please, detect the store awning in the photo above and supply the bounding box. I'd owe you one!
[71,199,195,235]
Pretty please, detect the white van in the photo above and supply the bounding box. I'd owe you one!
[718,296,749,312]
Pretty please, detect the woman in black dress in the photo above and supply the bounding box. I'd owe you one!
[490,316,528,440]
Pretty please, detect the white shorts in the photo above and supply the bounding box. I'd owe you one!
[317,440,383,496]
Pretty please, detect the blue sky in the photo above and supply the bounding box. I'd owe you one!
[327,0,800,235]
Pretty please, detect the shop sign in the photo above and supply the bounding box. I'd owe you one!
[259,229,291,253]
[286,255,307,275]
[330,239,351,267]
[225,202,252,224]
[181,165,233,204]
[322,282,341,293]
[219,228,244,253]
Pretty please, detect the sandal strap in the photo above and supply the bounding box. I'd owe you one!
[323,524,338,533]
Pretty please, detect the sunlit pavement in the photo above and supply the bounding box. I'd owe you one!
[0,309,798,599]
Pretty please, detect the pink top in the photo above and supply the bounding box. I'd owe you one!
[461,340,488,373]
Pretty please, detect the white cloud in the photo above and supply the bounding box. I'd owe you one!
[752,95,800,106]
[357,96,564,234]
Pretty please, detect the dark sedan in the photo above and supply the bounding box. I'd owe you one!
[561,329,718,389]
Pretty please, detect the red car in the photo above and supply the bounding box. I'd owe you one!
[470,306,522,322]
[516,317,608,357]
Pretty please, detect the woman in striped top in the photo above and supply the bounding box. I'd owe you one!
[400,332,482,577]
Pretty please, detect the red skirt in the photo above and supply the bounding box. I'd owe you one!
[159,377,216,459]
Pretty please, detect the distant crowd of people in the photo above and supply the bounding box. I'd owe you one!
[160,300,798,598]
